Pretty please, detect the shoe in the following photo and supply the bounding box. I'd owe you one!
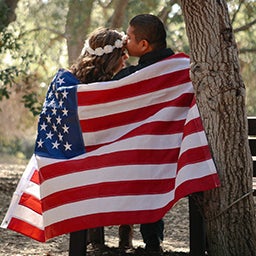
[145,244,163,255]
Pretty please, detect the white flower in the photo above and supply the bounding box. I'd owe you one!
[115,39,123,48]
[94,47,104,56]
[104,45,114,53]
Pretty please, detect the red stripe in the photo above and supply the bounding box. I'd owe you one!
[183,116,204,138]
[40,148,180,181]
[42,178,175,211]
[77,68,191,106]
[8,218,45,242]
[80,93,193,133]
[178,145,212,171]
[30,170,40,184]
[43,174,219,241]
[85,120,186,152]
[19,193,42,214]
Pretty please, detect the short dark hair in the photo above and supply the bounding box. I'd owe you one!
[129,14,167,50]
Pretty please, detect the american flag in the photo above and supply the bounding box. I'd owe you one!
[1,53,220,242]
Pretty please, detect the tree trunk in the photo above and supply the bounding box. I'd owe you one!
[109,0,129,29]
[180,0,256,255]
[65,0,94,66]
[0,0,19,31]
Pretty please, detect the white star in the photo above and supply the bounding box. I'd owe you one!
[40,122,47,131]
[62,108,68,116]
[62,90,68,98]
[49,99,55,106]
[37,139,44,148]
[41,106,47,114]
[64,141,72,151]
[55,91,59,99]
[48,91,53,98]
[46,131,54,139]
[59,99,64,107]
[58,133,63,141]
[57,77,65,85]
[46,115,51,123]
[52,107,57,115]
[56,116,62,124]
[62,124,69,133]
[52,140,60,149]
[52,123,58,132]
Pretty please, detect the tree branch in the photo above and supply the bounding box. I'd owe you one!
[19,27,66,39]
[234,18,256,33]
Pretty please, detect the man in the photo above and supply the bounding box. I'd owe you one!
[113,14,175,254]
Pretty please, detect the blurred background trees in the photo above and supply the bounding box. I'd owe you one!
[0,0,255,158]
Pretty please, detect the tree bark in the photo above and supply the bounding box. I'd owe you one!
[65,0,94,66]
[109,0,129,29]
[0,0,19,31]
[180,0,256,255]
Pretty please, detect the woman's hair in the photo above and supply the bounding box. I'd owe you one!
[129,14,167,50]
[70,27,124,83]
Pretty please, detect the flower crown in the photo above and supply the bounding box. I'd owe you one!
[81,32,127,57]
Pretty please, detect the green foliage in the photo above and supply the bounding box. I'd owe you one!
[0,137,34,160]
[0,29,41,114]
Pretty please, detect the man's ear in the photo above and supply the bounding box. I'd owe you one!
[140,39,153,53]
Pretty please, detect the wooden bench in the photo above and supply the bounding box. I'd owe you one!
[69,116,256,256]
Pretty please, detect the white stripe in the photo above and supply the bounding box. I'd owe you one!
[77,57,190,92]
[44,191,176,226]
[176,159,217,187]
[1,155,40,228]
[78,82,193,119]
[40,163,177,198]
[179,131,208,156]
[82,106,189,146]
[185,102,200,124]
[11,204,43,229]
[43,162,216,227]
[37,133,182,169]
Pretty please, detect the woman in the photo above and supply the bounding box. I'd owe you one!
[67,27,129,253]
[70,27,128,83]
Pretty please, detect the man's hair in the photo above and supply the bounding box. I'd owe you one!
[129,14,167,50]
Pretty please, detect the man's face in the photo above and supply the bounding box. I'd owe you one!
[126,25,144,57]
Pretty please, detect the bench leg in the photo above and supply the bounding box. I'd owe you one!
[69,230,87,256]
[189,194,206,256]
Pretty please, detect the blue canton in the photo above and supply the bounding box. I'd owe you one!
[35,69,85,159]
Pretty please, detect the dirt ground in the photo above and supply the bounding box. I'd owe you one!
[0,156,190,256]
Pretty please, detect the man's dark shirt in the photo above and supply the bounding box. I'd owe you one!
[113,48,174,80]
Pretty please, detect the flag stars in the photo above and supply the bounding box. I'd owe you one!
[62,90,68,99]
[40,122,47,131]
[52,140,60,149]
[49,99,55,107]
[46,115,51,123]
[46,131,54,139]
[48,91,53,98]
[56,116,62,124]
[59,99,64,107]
[37,139,44,148]
[57,77,65,85]
[58,133,64,141]
[62,124,69,133]
[64,141,72,151]
[52,107,57,115]
[62,108,68,116]
[52,123,58,132]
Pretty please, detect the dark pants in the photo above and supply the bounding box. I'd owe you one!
[140,219,164,248]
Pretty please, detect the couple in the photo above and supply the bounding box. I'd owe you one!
[67,14,175,254]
